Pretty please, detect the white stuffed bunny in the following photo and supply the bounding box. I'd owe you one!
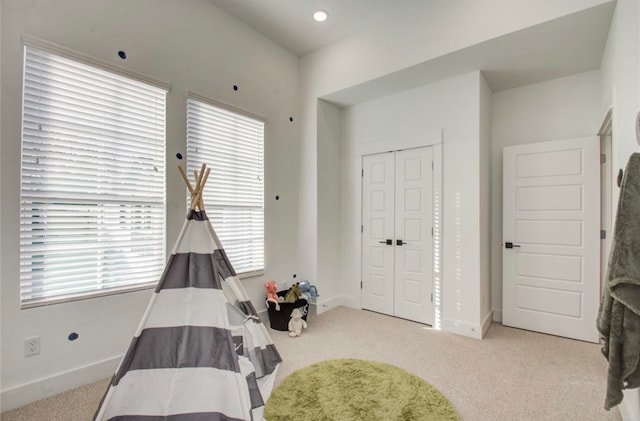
[288,308,308,337]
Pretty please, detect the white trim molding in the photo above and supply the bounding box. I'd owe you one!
[316,296,345,315]
[492,309,503,322]
[355,129,442,157]
[441,318,485,340]
[0,355,120,411]
[341,296,360,310]
[22,35,170,91]
[481,311,493,337]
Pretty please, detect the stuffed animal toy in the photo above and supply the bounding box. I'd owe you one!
[288,308,307,337]
[299,280,319,302]
[265,280,280,311]
[283,282,302,303]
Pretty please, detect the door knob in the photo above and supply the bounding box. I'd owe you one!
[379,239,392,245]
[396,240,407,246]
[505,242,521,249]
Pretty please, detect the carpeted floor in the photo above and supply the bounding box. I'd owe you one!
[1,306,622,421]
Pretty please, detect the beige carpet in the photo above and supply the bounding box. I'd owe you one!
[1,306,621,421]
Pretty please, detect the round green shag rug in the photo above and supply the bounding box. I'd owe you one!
[264,359,459,421]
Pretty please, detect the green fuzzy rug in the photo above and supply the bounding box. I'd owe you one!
[264,359,459,421]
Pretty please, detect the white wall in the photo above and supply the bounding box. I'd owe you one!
[299,0,610,317]
[297,70,318,287]
[490,70,603,321]
[340,72,487,335]
[479,73,493,328]
[0,0,299,410]
[316,100,343,311]
[600,0,640,418]
[601,0,640,178]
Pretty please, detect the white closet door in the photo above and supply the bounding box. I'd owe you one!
[361,148,434,325]
[394,148,434,325]
[361,152,395,315]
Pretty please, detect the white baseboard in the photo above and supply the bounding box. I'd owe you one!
[481,311,493,337]
[315,295,343,315]
[441,318,483,339]
[492,309,503,322]
[1,355,121,412]
[341,296,360,310]
[442,312,492,340]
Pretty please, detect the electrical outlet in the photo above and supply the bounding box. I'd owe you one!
[24,336,40,357]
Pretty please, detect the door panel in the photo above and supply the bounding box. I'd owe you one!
[516,220,583,246]
[394,148,433,324]
[516,253,582,282]
[516,185,582,211]
[503,137,599,342]
[362,153,395,315]
[515,285,582,317]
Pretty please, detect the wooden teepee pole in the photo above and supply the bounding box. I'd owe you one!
[177,163,210,211]
[191,167,210,211]
[177,165,194,194]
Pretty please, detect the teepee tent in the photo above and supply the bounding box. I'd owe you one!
[94,164,282,421]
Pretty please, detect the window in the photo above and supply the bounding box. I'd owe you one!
[20,44,167,308]
[186,96,264,276]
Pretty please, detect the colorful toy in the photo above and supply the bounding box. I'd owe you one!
[288,308,308,337]
[283,282,302,303]
[265,280,280,311]
[299,280,319,302]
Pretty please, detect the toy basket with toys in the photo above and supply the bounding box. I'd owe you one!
[266,284,309,331]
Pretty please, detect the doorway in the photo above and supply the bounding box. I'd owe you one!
[598,108,612,295]
[502,136,600,342]
[361,146,435,325]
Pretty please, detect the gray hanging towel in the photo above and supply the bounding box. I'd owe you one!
[597,152,640,410]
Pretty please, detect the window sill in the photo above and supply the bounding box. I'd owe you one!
[238,270,264,280]
[21,282,156,309]
[22,270,265,309]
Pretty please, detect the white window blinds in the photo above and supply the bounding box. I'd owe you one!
[20,45,167,308]
[187,97,264,276]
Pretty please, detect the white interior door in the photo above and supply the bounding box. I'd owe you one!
[362,152,395,315]
[362,148,434,325]
[394,148,434,324]
[503,137,600,342]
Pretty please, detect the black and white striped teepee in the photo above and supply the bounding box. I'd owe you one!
[94,165,281,421]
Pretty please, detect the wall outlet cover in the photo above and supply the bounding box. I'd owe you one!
[24,336,41,357]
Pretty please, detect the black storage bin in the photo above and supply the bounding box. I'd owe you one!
[266,290,309,331]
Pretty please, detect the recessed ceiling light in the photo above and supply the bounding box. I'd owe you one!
[313,10,328,22]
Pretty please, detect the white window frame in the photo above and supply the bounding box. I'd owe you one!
[186,93,265,278]
[19,38,168,308]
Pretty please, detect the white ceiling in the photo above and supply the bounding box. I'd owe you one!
[208,0,413,56]
[209,1,615,100]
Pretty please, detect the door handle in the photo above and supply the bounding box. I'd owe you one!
[505,242,521,249]
[379,239,392,245]
[396,240,407,246]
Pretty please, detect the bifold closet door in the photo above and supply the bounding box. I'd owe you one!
[394,148,433,324]
[361,148,434,325]
[361,152,395,316]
